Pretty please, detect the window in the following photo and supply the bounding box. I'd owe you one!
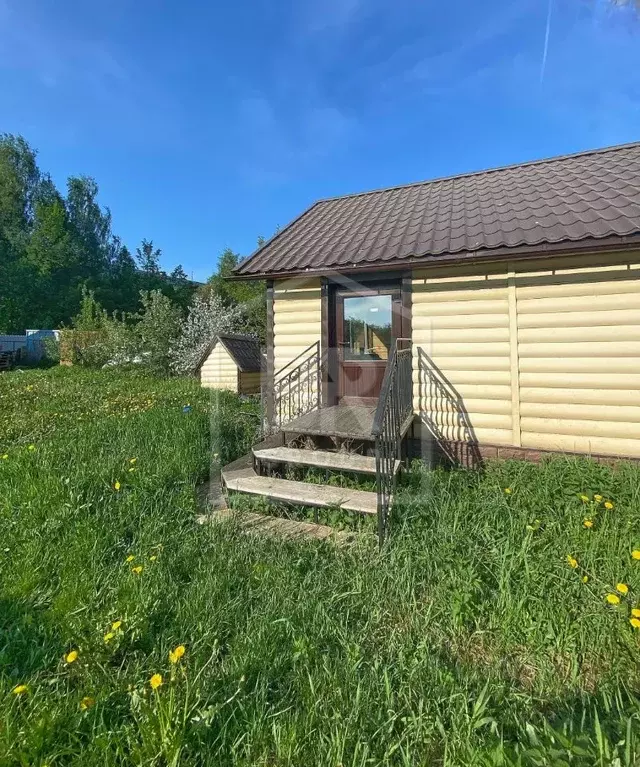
[342,294,392,361]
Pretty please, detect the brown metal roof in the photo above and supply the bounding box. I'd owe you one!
[234,142,640,278]
[198,334,264,373]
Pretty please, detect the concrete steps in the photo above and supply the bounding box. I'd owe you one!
[253,446,400,477]
[224,474,377,516]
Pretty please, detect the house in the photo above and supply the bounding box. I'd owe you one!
[222,142,640,541]
[199,334,263,394]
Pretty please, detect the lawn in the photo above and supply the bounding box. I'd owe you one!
[1,366,640,766]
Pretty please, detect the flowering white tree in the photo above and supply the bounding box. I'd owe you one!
[169,293,244,375]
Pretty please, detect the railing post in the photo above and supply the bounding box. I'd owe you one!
[265,280,275,433]
[316,341,321,409]
[372,340,413,548]
[375,438,384,547]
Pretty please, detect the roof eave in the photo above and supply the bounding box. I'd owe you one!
[226,233,640,281]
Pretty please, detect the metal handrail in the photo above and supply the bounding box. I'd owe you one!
[274,343,319,384]
[372,338,412,545]
[263,341,321,434]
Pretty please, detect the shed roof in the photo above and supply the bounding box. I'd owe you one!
[234,142,640,278]
[199,334,263,373]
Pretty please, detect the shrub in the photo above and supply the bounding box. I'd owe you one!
[71,286,107,331]
[169,294,244,376]
[135,290,182,377]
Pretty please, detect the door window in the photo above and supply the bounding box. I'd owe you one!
[342,294,392,361]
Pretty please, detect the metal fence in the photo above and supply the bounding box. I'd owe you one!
[0,330,59,362]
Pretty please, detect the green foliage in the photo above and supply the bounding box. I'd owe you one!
[68,289,182,375]
[134,290,183,377]
[1,368,640,764]
[72,287,107,331]
[0,134,198,333]
[169,293,244,376]
[59,329,107,367]
[136,238,162,273]
[202,247,266,342]
[40,334,60,365]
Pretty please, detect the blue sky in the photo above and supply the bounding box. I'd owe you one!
[1,0,639,282]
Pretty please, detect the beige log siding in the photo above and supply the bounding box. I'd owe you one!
[239,371,261,395]
[412,263,514,446]
[272,278,322,426]
[514,252,640,457]
[200,342,238,392]
[412,251,640,458]
[273,278,322,373]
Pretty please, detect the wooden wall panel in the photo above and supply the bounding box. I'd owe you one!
[273,278,322,375]
[515,256,640,457]
[412,267,514,446]
[411,250,640,460]
[238,371,261,395]
[200,343,238,392]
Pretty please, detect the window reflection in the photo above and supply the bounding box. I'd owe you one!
[343,295,392,361]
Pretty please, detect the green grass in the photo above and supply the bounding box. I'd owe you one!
[1,366,640,765]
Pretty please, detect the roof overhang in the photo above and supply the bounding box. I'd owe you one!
[226,233,640,281]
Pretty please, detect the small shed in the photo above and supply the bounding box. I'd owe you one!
[198,334,263,394]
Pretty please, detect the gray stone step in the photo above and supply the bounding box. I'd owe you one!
[199,508,356,543]
[224,474,378,516]
[253,446,400,476]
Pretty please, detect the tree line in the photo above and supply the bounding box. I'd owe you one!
[0,134,265,339]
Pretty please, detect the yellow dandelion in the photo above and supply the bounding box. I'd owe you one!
[582,575,589,583]
[128,467,135,473]
[150,673,163,690]
[169,644,186,664]
[594,494,603,503]
[579,494,589,502]
[129,457,137,464]
[632,608,640,618]
[616,583,629,595]
[1,454,8,460]
[566,555,578,569]
[126,555,135,563]
[12,684,28,695]
[114,481,121,491]
[149,555,157,561]
[27,444,35,451]
[65,650,79,664]
[604,501,614,510]
[80,696,95,710]
[103,632,115,643]
[111,620,122,631]
[632,550,640,560]
[606,593,621,605]
[583,519,593,529]
[631,618,640,629]
[132,565,143,575]
[504,487,512,495]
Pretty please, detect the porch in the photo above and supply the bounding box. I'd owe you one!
[220,335,413,545]
[279,403,377,441]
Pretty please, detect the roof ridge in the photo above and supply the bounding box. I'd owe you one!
[314,141,640,204]
[218,333,257,340]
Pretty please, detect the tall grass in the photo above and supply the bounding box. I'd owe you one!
[0,366,639,765]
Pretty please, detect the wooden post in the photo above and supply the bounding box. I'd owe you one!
[320,279,330,408]
[265,280,275,432]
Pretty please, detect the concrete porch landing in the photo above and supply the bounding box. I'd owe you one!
[282,405,376,440]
